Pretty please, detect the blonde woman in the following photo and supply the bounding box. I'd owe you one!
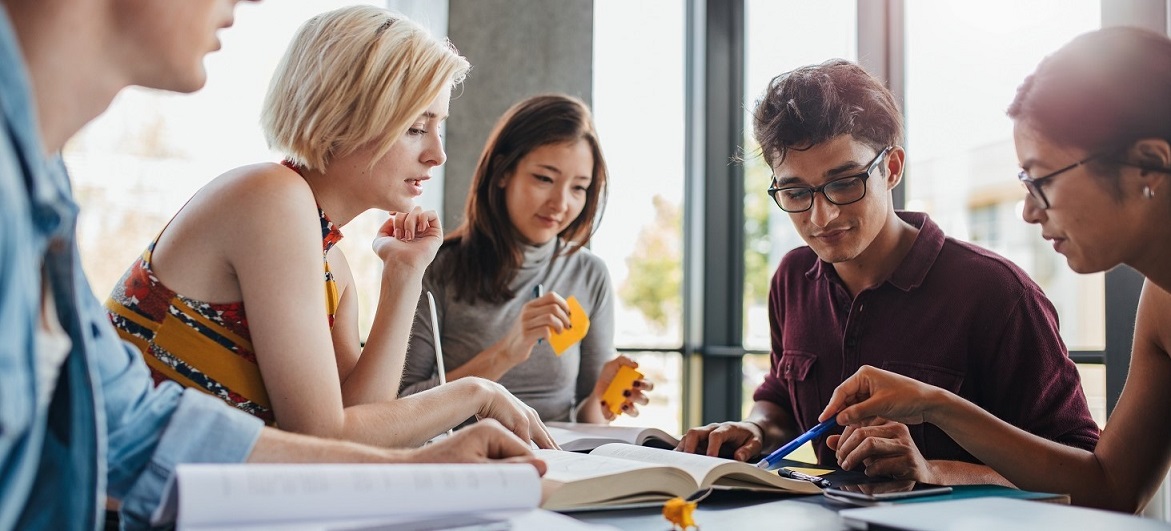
[106,6,554,448]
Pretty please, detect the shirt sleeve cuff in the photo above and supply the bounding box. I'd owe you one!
[119,390,263,529]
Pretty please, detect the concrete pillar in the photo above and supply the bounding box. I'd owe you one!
[443,0,594,228]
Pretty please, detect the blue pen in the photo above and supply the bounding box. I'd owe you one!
[754,417,838,470]
[532,284,544,344]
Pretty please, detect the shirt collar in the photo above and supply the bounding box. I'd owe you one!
[805,211,944,293]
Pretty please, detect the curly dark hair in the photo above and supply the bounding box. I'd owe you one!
[752,59,903,168]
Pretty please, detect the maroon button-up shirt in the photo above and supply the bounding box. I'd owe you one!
[754,211,1100,466]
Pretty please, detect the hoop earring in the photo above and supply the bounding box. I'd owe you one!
[1144,186,1155,199]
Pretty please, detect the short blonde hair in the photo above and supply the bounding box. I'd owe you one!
[262,6,470,171]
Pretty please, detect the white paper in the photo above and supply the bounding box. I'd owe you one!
[172,463,540,529]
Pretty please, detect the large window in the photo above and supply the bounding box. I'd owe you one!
[593,0,687,433]
[903,0,1104,424]
[740,0,858,417]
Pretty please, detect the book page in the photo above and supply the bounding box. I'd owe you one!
[534,448,664,482]
[588,444,819,494]
[587,444,728,485]
[534,449,697,510]
[175,463,540,528]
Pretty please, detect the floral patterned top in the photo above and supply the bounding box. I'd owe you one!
[105,197,343,425]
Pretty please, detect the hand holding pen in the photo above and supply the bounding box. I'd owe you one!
[490,284,572,367]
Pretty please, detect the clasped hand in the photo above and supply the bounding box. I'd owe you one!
[828,417,936,482]
[372,207,442,273]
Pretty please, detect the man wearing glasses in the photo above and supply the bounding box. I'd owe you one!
[677,60,1098,486]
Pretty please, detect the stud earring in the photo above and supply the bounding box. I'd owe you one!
[1144,186,1155,199]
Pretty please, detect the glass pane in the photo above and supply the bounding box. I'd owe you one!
[610,351,684,435]
[741,1,858,417]
[67,0,391,339]
[742,0,858,352]
[1076,363,1107,428]
[904,0,1103,350]
[593,0,686,351]
[594,0,686,433]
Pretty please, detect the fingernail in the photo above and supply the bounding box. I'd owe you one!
[621,404,629,411]
[623,390,631,397]
[600,400,608,407]
[632,381,641,388]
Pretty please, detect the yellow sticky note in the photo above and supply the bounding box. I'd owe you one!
[602,365,643,417]
[548,295,589,355]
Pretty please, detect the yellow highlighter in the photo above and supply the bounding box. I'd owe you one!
[602,365,644,417]
[548,295,590,355]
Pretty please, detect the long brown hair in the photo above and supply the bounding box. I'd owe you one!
[438,94,609,303]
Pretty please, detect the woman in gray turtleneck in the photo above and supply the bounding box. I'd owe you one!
[400,94,651,423]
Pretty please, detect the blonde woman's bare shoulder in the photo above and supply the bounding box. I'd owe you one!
[202,162,316,210]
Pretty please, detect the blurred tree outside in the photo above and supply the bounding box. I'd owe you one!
[619,150,774,333]
[620,195,682,332]
[743,151,774,305]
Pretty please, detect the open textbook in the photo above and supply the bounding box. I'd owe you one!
[537,443,822,511]
[156,463,606,530]
[546,421,681,451]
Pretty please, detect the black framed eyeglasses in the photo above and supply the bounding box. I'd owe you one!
[767,146,892,213]
[1017,154,1101,210]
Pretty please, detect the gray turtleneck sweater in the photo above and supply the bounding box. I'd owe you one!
[399,239,615,422]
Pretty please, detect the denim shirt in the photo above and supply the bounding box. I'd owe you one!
[0,10,263,530]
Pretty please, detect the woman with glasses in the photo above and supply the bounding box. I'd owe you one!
[822,26,1171,512]
[400,94,653,423]
[105,6,554,450]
